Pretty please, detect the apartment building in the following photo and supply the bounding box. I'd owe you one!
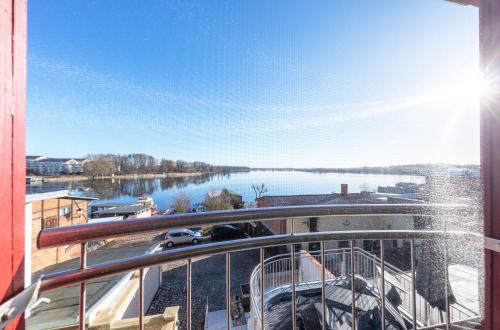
[26,155,87,175]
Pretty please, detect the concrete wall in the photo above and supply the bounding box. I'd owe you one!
[122,266,161,319]
[87,264,161,326]
[298,251,335,282]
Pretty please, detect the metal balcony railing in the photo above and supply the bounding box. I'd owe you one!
[0,204,483,329]
[249,247,479,329]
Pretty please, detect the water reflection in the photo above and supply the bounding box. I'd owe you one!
[27,171,426,211]
[27,173,218,199]
[82,174,216,199]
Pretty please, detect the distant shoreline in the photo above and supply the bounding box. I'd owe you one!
[40,172,206,182]
[251,164,479,177]
[33,163,480,182]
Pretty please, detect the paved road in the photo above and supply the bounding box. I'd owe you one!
[147,239,259,330]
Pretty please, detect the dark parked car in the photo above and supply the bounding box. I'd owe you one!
[210,225,245,240]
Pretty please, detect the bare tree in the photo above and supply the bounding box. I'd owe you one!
[252,183,268,200]
[171,192,191,214]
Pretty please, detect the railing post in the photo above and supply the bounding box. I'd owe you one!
[79,243,87,330]
[350,240,356,330]
[380,239,386,329]
[226,253,231,330]
[291,243,297,330]
[411,239,417,327]
[138,268,144,330]
[443,237,450,329]
[321,241,326,330]
[187,259,192,330]
[260,248,265,330]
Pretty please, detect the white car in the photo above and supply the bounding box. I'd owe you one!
[164,229,203,248]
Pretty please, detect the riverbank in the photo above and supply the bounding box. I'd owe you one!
[40,172,206,182]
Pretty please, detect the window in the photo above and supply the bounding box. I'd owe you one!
[308,217,318,232]
[59,206,71,217]
[43,216,58,228]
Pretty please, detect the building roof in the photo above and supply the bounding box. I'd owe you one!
[26,190,98,203]
[256,193,382,207]
[36,157,82,163]
[445,0,478,6]
[26,190,70,202]
[28,239,161,330]
[93,204,151,216]
[26,155,43,160]
[60,196,98,201]
[90,201,131,208]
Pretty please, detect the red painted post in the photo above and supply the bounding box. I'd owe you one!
[480,1,500,329]
[0,0,27,329]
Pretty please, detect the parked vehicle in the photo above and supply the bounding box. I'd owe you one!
[164,229,203,248]
[210,225,245,240]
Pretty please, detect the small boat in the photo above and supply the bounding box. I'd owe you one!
[136,196,154,206]
[136,196,157,215]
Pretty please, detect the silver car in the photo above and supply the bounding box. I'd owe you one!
[164,229,203,248]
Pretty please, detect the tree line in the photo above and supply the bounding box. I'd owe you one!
[83,153,250,178]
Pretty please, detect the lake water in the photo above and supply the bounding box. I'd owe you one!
[29,171,425,211]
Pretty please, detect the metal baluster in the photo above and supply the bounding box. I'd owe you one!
[291,243,297,330]
[443,237,450,329]
[272,261,278,288]
[424,300,429,325]
[260,248,265,330]
[350,240,356,330]
[79,243,86,330]
[380,240,386,330]
[342,250,346,276]
[138,268,144,330]
[187,259,192,330]
[226,253,231,330]
[411,240,417,328]
[321,241,326,330]
[365,253,368,277]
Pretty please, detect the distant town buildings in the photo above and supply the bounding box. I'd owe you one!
[26,155,87,175]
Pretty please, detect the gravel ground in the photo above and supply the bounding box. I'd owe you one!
[147,242,260,330]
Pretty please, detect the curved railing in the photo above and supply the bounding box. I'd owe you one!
[0,204,482,329]
[249,247,480,329]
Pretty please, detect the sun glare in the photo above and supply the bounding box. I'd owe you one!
[439,74,490,102]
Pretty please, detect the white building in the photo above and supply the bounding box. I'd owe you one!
[26,156,87,175]
[255,184,416,250]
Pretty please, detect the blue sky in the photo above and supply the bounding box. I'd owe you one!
[27,0,480,167]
